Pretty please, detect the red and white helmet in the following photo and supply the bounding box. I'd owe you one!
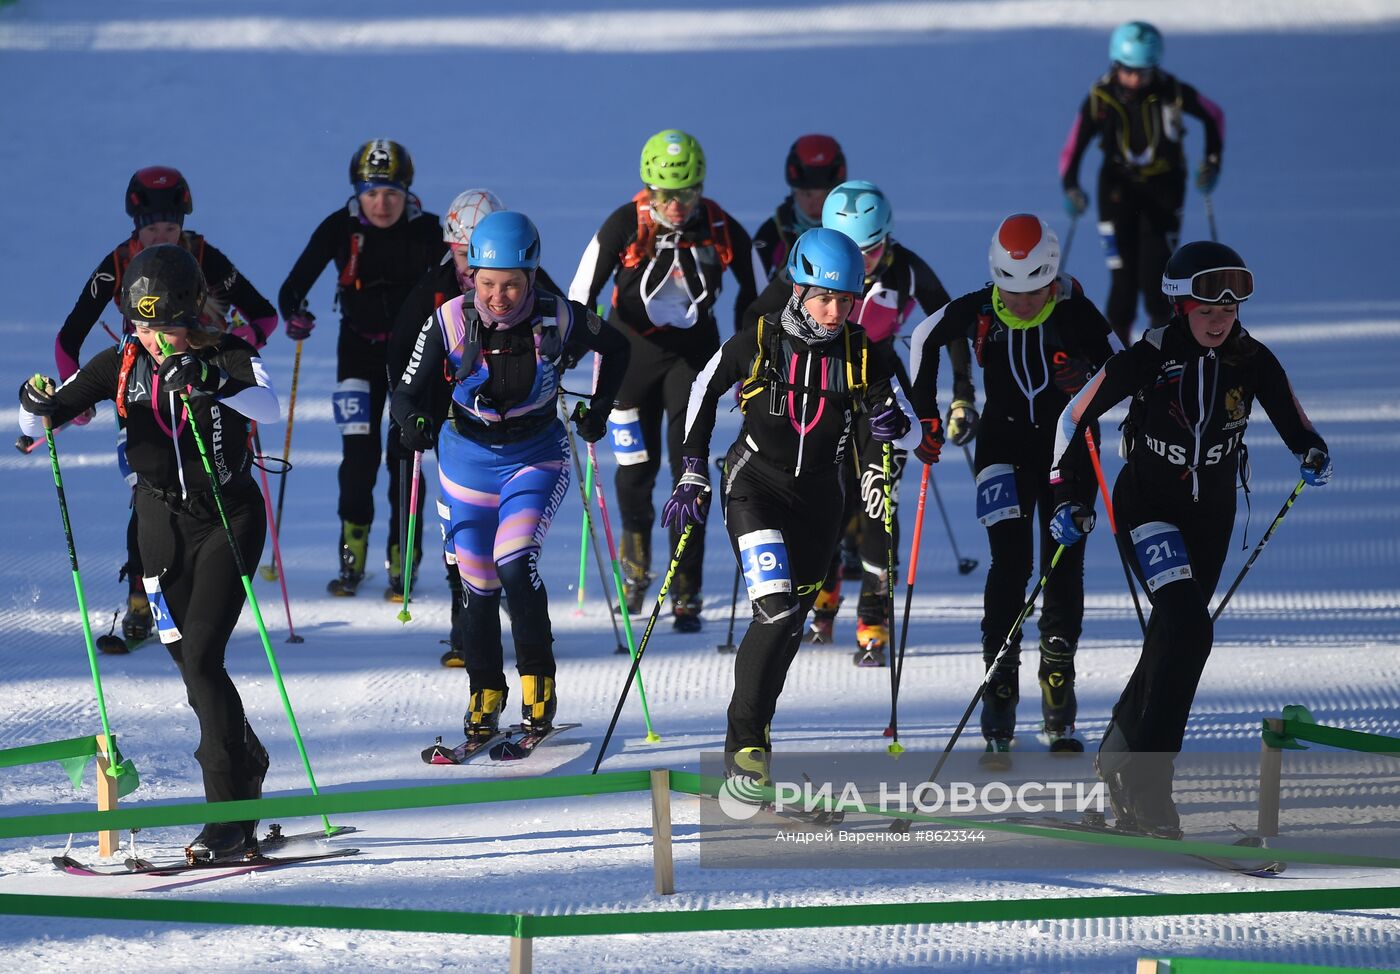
[988,213,1060,293]
[443,188,506,245]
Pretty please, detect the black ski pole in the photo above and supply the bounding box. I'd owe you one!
[1062,213,1080,266]
[890,544,1066,834]
[1204,193,1219,243]
[716,456,740,654]
[1211,479,1305,623]
[929,464,977,575]
[593,521,695,774]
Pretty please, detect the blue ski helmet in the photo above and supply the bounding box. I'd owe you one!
[821,180,893,251]
[787,228,865,294]
[1109,21,1163,69]
[468,211,541,271]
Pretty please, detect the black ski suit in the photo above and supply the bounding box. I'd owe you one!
[745,242,974,627]
[570,193,763,612]
[56,232,277,605]
[1051,317,1326,765]
[681,313,911,755]
[909,276,1117,740]
[750,197,818,281]
[1061,69,1225,344]
[21,334,279,810]
[279,195,445,566]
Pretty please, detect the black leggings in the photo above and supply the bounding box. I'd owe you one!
[722,447,846,752]
[462,553,555,692]
[1098,169,1185,345]
[135,488,266,804]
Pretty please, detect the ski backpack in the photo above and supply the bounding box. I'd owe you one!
[738,314,869,416]
[619,189,735,271]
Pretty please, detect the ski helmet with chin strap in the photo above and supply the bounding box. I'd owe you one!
[444,189,506,245]
[1109,21,1163,70]
[640,129,706,189]
[120,244,208,328]
[1161,241,1253,313]
[988,214,1060,293]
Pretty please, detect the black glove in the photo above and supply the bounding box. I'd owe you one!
[399,414,437,452]
[946,399,979,447]
[572,400,610,444]
[157,352,225,394]
[913,416,945,464]
[18,374,58,416]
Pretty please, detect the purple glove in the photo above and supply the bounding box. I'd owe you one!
[661,456,710,530]
[232,315,277,349]
[285,312,315,341]
[868,401,911,443]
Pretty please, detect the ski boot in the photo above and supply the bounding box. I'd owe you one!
[979,737,1013,771]
[386,542,423,603]
[186,822,254,863]
[122,592,153,643]
[838,531,863,581]
[441,567,466,667]
[1103,767,1183,840]
[720,746,772,810]
[464,687,508,743]
[978,642,1020,766]
[620,529,651,615]
[520,675,556,735]
[327,521,369,596]
[804,583,841,644]
[673,596,703,633]
[1038,636,1083,753]
[853,619,888,667]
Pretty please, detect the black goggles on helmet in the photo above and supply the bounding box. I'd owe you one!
[1163,266,1253,304]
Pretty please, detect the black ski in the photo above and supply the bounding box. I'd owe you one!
[258,822,358,852]
[1004,815,1286,876]
[488,723,583,762]
[421,729,512,765]
[53,847,359,878]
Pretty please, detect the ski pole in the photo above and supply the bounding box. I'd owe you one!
[157,337,329,833]
[1083,429,1145,636]
[396,450,422,623]
[251,424,303,643]
[1062,213,1080,266]
[890,544,1066,834]
[716,456,740,654]
[560,405,627,653]
[575,484,590,613]
[37,406,128,782]
[397,452,409,600]
[962,444,976,480]
[583,435,660,743]
[1204,193,1219,243]
[929,463,977,575]
[886,462,930,748]
[1211,479,1305,623]
[593,522,694,773]
[260,339,302,581]
[881,443,902,752]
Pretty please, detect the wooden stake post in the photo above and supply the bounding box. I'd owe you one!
[1258,717,1285,839]
[94,734,120,856]
[650,768,675,895]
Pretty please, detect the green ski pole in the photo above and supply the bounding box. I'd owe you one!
[397,450,422,623]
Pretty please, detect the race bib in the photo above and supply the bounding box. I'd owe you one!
[141,576,183,644]
[607,407,649,466]
[116,427,136,487]
[975,464,1021,526]
[332,379,372,436]
[738,529,792,601]
[1130,521,1193,592]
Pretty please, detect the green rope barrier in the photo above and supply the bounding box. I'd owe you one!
[1153,961,1384,974]
[1,886,1396,941]
[0,770,653,840]
[1262,705,1400,754]
[0,736,98,770]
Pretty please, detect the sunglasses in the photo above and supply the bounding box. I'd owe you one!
[1164,266,1254,304]
[649,185,702,206]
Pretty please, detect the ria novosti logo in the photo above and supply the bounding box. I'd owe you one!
[715,778,1108,822]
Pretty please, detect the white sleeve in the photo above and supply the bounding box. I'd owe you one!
[908,303,947,391]
[568,235,604,306]
[890,374,922,452]
[219,357,280,425]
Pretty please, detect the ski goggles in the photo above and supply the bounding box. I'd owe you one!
[1162,266,1253,304]
[649,184,703,207]
[859,237,888,263]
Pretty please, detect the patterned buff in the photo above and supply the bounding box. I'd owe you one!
[472,271,538,330]
[779,288,842,345]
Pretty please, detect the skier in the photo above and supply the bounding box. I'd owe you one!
[569,129,763,631]
[388,188,566,668]
[391,211,629,744]
[751,134,848,280]
[20,245,280,860]
[279,139,446,596]
[908,213,1118,761]
[1049,241,1330,837]
[668,227,915,802]
[744,179,975,660]
[1061,20,1225,346]
[54,166,278,651]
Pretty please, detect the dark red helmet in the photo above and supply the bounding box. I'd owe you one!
[785,134,847,190]
[125,166,193,220]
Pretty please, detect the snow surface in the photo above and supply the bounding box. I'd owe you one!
[1,1,1399,971]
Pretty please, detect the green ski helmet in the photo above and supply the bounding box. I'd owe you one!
[640,129,706,189]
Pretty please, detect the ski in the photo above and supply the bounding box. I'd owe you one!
[488,722,583,762]
[1003,815,1286,877]
[53,847,359,878]
[421,729,512,765]
[95,633,153,655]
[258,822,358,853]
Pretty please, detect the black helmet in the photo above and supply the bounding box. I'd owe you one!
[349,139,413,193]
[126,166,193,227]
[121,245,208,328]
[785,134,847,190]
[1162,241,1253,304]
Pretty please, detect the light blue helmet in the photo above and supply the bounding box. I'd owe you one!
[821,179,893,251]
[467,211,541,270]
[1109,21,1163,69]
[787,228,865,294]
